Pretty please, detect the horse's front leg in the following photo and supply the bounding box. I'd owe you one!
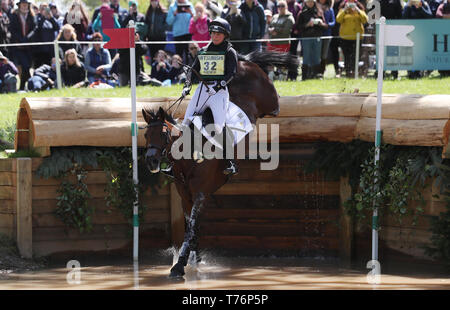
[170,192,205,278]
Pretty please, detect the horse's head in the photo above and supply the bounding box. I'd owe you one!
[142,107,175,173]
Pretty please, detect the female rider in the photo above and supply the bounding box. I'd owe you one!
[181,17,238,175]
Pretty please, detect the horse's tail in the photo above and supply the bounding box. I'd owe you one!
[238,50,300,75]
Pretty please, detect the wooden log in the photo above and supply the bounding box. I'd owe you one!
[31,119,148,147]
[360,94,450,120]
[16,158,32,259]
[356,117,447,146]
[20,97,172,121]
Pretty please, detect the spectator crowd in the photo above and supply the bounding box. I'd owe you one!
[0,0,449,93]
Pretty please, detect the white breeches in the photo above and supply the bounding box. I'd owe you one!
[182,81,229,134]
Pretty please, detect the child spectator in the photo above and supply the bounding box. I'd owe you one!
[27,57,57,91]
[0,51,18,93]
[150,49,171,83]
[189,2,210,47]
[61,48,86,88]
[168,54,186,84]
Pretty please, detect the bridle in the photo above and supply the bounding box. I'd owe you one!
[140,120,172,158]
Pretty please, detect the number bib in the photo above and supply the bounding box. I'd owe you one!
[198,51,226,80]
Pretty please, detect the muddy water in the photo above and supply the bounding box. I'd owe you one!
[0,255,449,290]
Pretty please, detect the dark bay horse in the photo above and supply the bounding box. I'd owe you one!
[142,51,298,278]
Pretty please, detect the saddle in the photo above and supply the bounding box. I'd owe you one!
[187,102,254,151]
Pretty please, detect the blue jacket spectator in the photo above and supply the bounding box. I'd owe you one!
[402,0,433,18]
[239,0,266,54]
[166,0,194,61]
[84,32,113,84]
[0,52,18,93]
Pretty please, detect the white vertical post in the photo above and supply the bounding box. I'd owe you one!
[373,17,386,263]
[53,40,62,89]
[129,21,139,261]
[355,32,360,79]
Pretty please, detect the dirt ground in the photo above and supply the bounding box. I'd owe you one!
[1,248,449,290]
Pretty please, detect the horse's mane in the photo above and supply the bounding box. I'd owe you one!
[238,50,299,75]
[143,107,177,125]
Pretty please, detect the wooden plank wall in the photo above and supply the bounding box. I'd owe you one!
[31,158,171,257]
[0,158,16,238]
[354,180,447,261]
[196,148,342,257]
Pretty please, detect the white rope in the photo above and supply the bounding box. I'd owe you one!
[0,33,376,48]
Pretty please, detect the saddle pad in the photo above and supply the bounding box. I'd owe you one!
[188,101,254,150]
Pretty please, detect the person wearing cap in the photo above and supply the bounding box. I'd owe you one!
[181,17,239,175]
[122,0,145,28]
[9,0,36,90]
[0,51,18,93]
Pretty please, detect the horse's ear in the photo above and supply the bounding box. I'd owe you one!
[142,109,151,124]
[158,107,165,121]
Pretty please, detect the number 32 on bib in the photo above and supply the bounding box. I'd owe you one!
[198,52,226,80]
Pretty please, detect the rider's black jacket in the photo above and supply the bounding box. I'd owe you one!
[187,40,238,90]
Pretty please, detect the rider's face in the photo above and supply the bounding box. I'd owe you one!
[211,32,225,45]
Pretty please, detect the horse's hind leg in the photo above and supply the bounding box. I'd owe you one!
[170,192,205,278]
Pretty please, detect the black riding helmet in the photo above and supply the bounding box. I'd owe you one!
[208,18,231,37]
